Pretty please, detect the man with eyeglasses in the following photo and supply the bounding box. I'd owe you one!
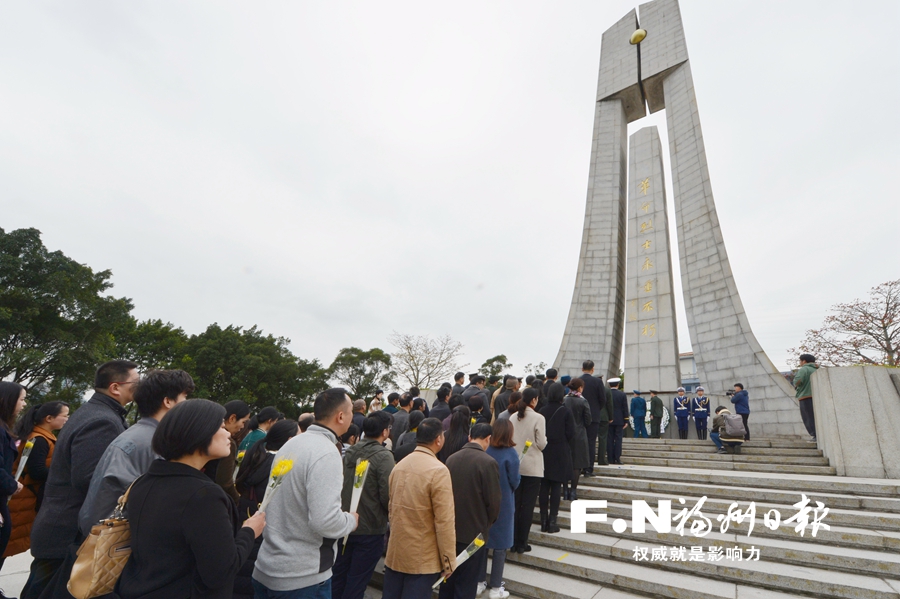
[22,360,139,599]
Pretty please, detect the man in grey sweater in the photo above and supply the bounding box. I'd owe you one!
[78,369,193,535]
[253,388,359,598]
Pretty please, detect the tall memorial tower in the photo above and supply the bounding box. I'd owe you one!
[554,0,805,436]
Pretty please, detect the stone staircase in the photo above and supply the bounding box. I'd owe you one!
[369,437,900,599]
[505,437,900,599]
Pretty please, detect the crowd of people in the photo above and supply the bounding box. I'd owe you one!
[0,352,821,599]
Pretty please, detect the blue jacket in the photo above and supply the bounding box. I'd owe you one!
[731,390,750,415]
[673,396,690,416]
[630,396,647,418]
[485,446,520,550]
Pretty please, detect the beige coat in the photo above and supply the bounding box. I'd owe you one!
[510,407,547,478]
[385,446,456,575]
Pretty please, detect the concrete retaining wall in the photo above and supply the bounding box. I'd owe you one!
[812,365,900,479]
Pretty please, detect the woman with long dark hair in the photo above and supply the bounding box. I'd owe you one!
[538,382,574,534]
[5,401,69,558]
[438,405,471,463]
[210,400,251,503]
[117,399,266,599]
[0,382,27,577]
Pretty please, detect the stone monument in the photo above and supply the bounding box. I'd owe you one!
[554,0,806,436]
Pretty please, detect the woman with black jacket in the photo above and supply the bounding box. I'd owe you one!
[538,382,575,534]
[116,399,266,599]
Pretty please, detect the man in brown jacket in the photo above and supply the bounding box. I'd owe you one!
[440,423,501,599]
[384,418,456,599]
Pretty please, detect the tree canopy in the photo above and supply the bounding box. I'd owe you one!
[0,227,133,396]
[328,347,395,403]
[0,227,329,413]
[389,332,465,390]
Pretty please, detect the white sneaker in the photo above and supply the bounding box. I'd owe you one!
[489,583,510,599]
[476,582,487,596]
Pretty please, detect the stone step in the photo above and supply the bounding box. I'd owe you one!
[367,557,603,599]
[569,485,900,533]
[613,454,837,475]
[543,507,900,555]
[622,438,817,449]
[581,473,900,513]
[507,541,900,599]
[619,448,830,465]
[621,443,823,456]
[528,512,900,578]
[595,464,900,497]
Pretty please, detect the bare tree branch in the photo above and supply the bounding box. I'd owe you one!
[788,279,899,368]
[388,332,466,389]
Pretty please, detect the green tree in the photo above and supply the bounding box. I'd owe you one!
[479,354,512,378]
[180,324,328,418]
[328,347,395,403]
[0,228,133,396]
[115,318,189,371]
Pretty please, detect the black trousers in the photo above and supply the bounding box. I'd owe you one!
[596,420,609,465]
[383,568,440,599]
[741,413,750,441]
[585,422,599,472]
[538,479,562,521]
[438,541,481,599]
[607,424,623,463]
[21,543,79,599]
[650,418,661,438]
[799,398,816,437]
[513,476,541,549]
[332,534,385,599]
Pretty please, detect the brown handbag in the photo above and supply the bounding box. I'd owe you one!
[67,477,140,599]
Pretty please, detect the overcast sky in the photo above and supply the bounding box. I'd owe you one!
[2,1,898,380]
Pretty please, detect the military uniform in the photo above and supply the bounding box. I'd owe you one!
[630,392,648,438]
[691,389,710,440]
[649,392,664,438]
[673,389,691,439]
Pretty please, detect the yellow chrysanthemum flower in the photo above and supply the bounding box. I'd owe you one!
[236,450,246,461]
[473,536,485,547]
[524,441,532,448]
[271,458,294,478]
[470,418,476,426]
[24,440,34,450]
[355,460,369,478]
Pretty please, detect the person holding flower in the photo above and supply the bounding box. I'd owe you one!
[332,411,394,599]
[116,398,266,599]
[510,387,546,553]
[441,423,501,599]
[253,388,358,599]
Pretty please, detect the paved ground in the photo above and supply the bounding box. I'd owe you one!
[0,551,30,597]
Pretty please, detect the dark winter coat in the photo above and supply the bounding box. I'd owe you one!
[485,446,519,550]
[429,400,451,423]
[445,443,501,545]
[539,403,575,482]
[463,386,492,421]
[117,460,255,599]
[580,374,611,422]
[30,392,128,559]
[610,389,629,426]
[650,396,664,418]
[563,393,592,470]
[341,438,394,536]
